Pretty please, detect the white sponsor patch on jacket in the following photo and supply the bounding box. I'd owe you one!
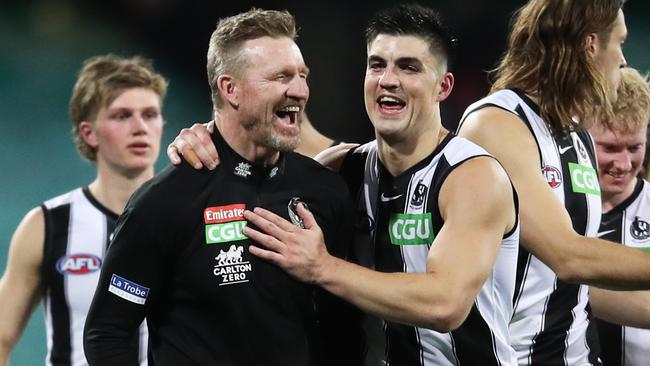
[108,274,150,305]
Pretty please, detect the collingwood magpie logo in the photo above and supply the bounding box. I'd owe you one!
[410,182,427,208]
[577,140,589,161]
[288,197,307,228]
[630,216,650,241]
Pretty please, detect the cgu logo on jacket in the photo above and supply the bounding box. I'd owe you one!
[204,204,248,244]
[56,254,102,275]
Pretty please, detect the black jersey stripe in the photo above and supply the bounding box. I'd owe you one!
[43,203,73,366]
[514,104,544,170]
[596,320,622,366]
[386,323,422,365]
[584,304,602,366]
[530,280,581,365]
[513,248,532,308]
[560,133,590,236]
[452,304,500,365]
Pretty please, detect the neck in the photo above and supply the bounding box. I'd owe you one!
[602,177,638,213]
[376,118,446,177]
[216,112,280,165]
[88,163,155,215]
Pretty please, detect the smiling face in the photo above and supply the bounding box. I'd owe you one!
[235,36,309,152]
[82,87,163,178]
[593,10,628,101]
[591,124,646,204]
[364,34,452,141]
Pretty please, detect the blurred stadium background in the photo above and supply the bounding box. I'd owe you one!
[0,0,647,363]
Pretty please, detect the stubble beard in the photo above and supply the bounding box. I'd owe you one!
[244,117,301,152]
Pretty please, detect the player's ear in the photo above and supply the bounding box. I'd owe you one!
[436,72,454,102]
[79,121,99,148]
[218,75,239,108]
[585,33,598,59]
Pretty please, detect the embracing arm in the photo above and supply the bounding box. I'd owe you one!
[0,208,45,366]
[313,143,359,172]
[590,287,650,328]
[166,121,217,169]
[167,119,359,171]
[245,157,515,332]
[459,107,650,289]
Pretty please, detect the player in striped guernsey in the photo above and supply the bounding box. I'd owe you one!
[588,68,650,366]
[242,5,520,365]
[0,55,166,366]
[457,1,650,365]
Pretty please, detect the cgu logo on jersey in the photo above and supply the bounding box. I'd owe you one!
[204,204,248,244]
[388,213,434,245]
[630,216,650,241]
[542,165,562,189]
[56,254,102,275]
[568,163,600,196]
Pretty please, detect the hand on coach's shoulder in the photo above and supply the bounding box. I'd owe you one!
[314,143,359,172]
[167,121,218,170]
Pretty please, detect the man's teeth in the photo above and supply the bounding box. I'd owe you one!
[379,96,402,103]
[279,106,300,112]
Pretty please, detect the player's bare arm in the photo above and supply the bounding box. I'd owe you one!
[0,208,45,366]
[459,107,650,289]
[313,143,358,171]
[167,121,217,169]
[244,156,514,332]
[590,287,650,328]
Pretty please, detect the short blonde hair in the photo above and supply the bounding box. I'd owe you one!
[70,54,168,161]
[206,9,296,109]
[610,68,650,133]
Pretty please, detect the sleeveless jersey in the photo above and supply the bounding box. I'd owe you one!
[340,133,519,365]
[459,89,603,365]
[595,178,650,366]
[41,187,148,366]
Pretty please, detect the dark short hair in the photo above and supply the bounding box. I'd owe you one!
[365,4,457,71]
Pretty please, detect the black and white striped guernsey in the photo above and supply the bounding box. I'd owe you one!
[459,89,603,366]
[41,187,148,366]
[594,178,650,366]
[340,133,519,365]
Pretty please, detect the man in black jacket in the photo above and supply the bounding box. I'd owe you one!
[83,9,360,366]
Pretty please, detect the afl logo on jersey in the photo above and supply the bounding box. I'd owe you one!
[410,182,428,208]
[630,217,650,241]
[542,165,562,189]
[56,254,102,275]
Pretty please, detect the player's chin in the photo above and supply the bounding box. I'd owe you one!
[125,156,156,171]
[272,134,300,152]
